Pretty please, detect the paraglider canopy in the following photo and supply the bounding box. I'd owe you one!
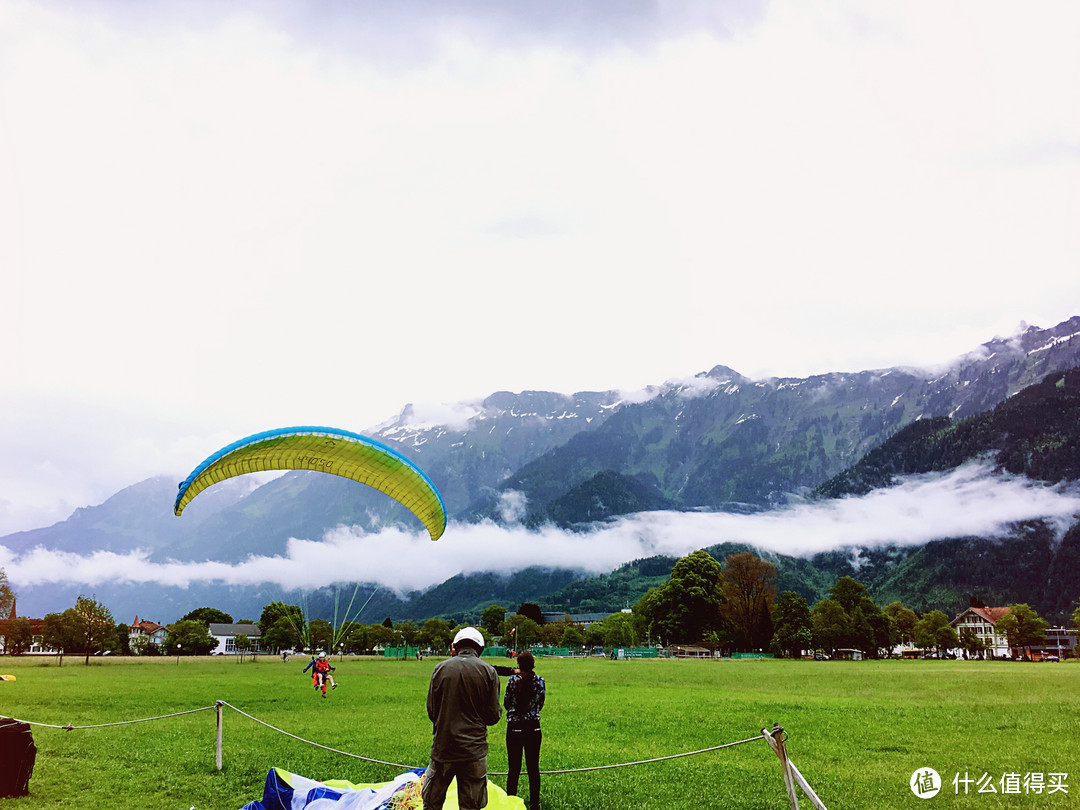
[174,426,447,541]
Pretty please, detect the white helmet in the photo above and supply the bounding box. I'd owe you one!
[318,652,326,658]
[452,626,485,650]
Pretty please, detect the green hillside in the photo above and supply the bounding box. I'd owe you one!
[816,367,1080,497]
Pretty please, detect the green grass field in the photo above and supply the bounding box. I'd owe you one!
[0,655,1076,809]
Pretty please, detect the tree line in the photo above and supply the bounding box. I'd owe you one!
[2,559,1075,661]
[629,549,1074,659]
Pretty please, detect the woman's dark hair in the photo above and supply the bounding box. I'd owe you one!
[512,651,537,707]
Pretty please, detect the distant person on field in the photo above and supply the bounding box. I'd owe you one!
[503,651,545,810]
[422,626,502,810]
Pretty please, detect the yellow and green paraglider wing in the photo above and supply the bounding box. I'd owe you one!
[174,427,447,541]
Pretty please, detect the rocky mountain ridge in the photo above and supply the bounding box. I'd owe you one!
[5,317,1080,623]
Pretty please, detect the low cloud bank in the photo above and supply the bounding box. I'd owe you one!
[3,463,1079,594]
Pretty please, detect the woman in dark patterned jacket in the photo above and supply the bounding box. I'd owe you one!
[503,651,545,810]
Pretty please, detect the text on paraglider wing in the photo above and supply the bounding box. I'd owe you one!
[297,456,334,470]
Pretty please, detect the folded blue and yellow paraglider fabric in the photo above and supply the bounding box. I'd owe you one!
[239,767,526,810]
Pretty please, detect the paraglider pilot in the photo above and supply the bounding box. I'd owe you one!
[303,652,337,697]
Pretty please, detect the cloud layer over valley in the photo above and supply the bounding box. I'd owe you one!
[4,464,1078,596]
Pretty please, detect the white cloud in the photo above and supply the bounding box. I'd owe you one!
[397,401,484,432]
[496,490,528,524]
[3,464,1077,595]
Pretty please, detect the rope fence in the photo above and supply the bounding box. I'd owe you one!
[9,704,826,808]
[13,705,216,731]
[217,701,417,770]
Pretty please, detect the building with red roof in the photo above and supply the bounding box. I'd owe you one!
[951,606,1011,658]
[129,615,169,654]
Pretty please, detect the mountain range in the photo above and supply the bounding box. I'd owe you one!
[5,317,1080,626]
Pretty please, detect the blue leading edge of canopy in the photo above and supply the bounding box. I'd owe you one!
[173,425,447,520]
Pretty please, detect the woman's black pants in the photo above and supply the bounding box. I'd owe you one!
[506,726,542,808]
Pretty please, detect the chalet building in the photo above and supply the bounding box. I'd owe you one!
[129,615,168,654]
[208,622,265,655]
[950,606,1011,658]
[949,606,1078,660]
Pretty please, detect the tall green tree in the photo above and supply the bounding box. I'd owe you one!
[419,618,453,652]
[883,601,918,647]
[367,623,395,650]
[181,607,233,626]
[481,605,506,638]
[397,621,420,646]
[308,619,334,652]
[504,614,541,649]
[42,612,77,665]
[720,552,777,651]
[810,599,851,654]
[337,622,365,653]
[263,616,303,653]
[540,618,569,646]
[259,602,304,635]
[584,622,606,648]
[771,591,812,658]
[517,603,544,625]
[597,612,637,648]
[851,597,892,657]
[995,603,1048,659]
[958,626,988,660]
[234,633,251,662]
[561,625,585,650]
[113,621,131,655]
[0,617,33,655]
[634,550,725,645]
[72,596,116,665]
[165,619,217,656]
[913,610,958,653]
[829,576,868,614]
[0,568,14,620]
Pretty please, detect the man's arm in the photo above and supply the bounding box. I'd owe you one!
[483,668,502,726]
[426,671,438,723]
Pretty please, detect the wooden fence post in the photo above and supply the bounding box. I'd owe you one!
[762,723,828,810]
[216,701,224,771]
[763,724,800,809]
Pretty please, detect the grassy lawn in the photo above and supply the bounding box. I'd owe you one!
[0,655,1077,809]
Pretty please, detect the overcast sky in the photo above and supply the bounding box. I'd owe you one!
[2,0,1079,541]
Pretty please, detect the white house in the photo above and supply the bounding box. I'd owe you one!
[208,622,265,655]
[950,606,1011,658]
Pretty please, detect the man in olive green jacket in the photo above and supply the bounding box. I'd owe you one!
[423,626,502,810]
